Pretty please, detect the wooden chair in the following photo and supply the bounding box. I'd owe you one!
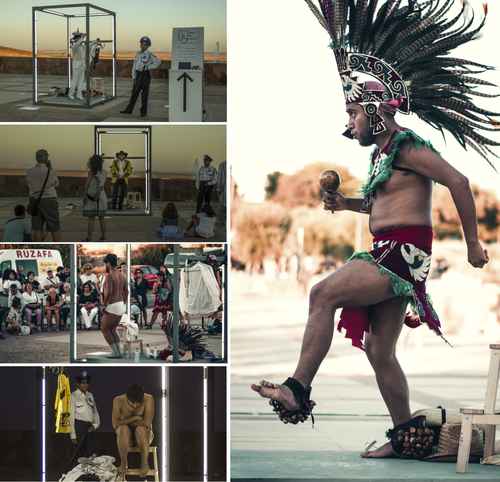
[126,191,142,209]
[456,344,500,473]
[126,446,159,482]
[91,77,105,97]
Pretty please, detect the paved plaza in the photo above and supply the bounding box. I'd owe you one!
[230,272,500,480]
[0,73,226,122]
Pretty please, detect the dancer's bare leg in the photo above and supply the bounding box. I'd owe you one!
[362,297,410,458]
[135,426,151,477]
[101,312,122,357]
[251,260,395,410]
[116,425,131,479]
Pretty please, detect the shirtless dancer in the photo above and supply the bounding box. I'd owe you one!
[112,384,155,479]
[101,253,128,358]
[253,0,496,459]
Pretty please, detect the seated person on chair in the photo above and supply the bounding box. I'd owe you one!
[79,281,99,330]
[112,384,155,479]
[45,286,61,332]
[22,282,43,330]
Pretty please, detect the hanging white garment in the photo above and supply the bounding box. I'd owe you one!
[179,262,220,316]
[59,455,118,481]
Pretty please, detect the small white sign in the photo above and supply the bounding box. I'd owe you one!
[171,27,204,70]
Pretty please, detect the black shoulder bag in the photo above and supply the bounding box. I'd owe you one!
[28,167,51,216]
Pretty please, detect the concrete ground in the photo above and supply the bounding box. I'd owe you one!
[0,198,227,242]
[0,329,69,363]
[230,272,500,480]
[0,74,226,122]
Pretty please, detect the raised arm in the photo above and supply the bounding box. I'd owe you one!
[397,143,489,268]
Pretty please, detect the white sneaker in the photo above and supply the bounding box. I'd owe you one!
[68,94,75,100]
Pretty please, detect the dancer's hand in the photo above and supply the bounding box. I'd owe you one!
[71,438,78,445]
[467,241,489,268]
[322,191,347,213]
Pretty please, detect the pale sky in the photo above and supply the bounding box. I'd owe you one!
[0,0,226,52]
[0,125,226,175]
[228,0,500,202]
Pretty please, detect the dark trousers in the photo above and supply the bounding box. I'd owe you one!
[196,182,213,212]
[112,179,127,210]
[124,70,151,115]
[74,420,94,459]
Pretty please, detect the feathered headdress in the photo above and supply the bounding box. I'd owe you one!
[305,0,500,165]
[163,320,209,358]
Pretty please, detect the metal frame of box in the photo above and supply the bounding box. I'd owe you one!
[32,3,117,108]
[94,125,152,216]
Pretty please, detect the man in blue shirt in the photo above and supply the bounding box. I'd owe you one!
[2,205,31,242]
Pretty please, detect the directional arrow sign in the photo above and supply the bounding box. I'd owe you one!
[177,72,194,112]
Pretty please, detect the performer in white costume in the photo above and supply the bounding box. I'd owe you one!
[68,30,103,101]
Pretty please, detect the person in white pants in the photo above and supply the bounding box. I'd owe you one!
[81,305,99,329]
[79,282,99,330]
[69,30,102,101]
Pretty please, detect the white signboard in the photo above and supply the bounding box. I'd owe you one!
[169,69,203,121]
[171,27,204,70]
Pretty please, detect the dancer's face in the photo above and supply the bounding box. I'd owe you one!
[126,397,141,409]
[346,103,375,146]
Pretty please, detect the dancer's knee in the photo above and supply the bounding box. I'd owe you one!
[309,279,341,309]
[116,425,130,443]
[135,426,148,446]
[365,338,395,369]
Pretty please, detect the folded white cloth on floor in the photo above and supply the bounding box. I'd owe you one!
[59,455,118,481]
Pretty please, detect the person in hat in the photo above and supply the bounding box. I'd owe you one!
[196,155,218,213]
[68,30,102,101]
[101,253,128,358]
[252,0,493,459]
[69,371,100,459]
[110,151,134,211]
[120,36,161,117]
